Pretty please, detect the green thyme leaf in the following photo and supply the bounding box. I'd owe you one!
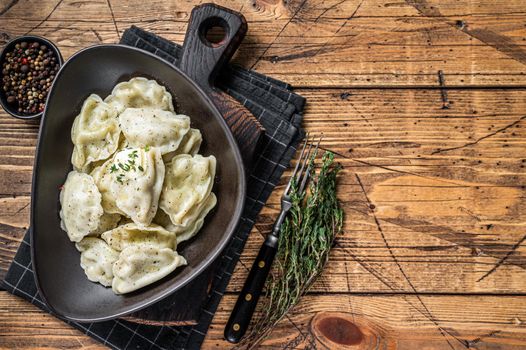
[241,151,343,348]
[138,165,144,172]
[144,145,150,152]
[129,150,138,159]
[118,163,131,171]
[116,174,125,184]
[110,164,118,173]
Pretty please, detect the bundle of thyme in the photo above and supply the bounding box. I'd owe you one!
[239,151,343,348]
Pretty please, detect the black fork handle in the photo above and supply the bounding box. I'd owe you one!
[224,234,278,343]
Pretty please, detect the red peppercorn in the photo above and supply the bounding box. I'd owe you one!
[21,58,28,65]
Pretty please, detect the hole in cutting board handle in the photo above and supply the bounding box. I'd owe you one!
[199,17,229,47]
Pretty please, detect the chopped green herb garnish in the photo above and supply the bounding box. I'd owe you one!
[138,165,144,172]
[110,164,118,173]
[118,163,131,171]
[144,145,150,152]
[116,174,125,184]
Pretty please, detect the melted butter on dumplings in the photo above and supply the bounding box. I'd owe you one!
[160,154,216,227]
[155,193,217,244]
[96,147,165,227]
[91,157,125,215]
[174,193,217,244]
[112,244,186,294]
[102,223,176,251]
[95,212,121,235]
[105,77,174,114]
[61,77,218,294]
[175,128,202,156]
[163,128,202,162]
[60,171,119,242]
[71,94,120,172]
[119,108,190,155]
[76,237,120,287]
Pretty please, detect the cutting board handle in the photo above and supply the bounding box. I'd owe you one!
[179,3,247,92]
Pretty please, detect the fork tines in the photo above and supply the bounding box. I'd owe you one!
[284,133,322,196]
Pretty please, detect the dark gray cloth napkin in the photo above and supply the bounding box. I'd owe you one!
[2,26,305,349]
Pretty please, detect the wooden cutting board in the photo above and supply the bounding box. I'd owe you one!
[123,3,264,326]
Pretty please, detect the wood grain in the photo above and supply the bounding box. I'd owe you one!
[2,291,526,349]
[209,294,526,349]
[1,0,526,349]
[2,0,526,87]
[178,3,265,167]
[209,91,264,168]
[4,88,526,293]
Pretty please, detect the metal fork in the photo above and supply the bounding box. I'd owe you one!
[224,134,320,343]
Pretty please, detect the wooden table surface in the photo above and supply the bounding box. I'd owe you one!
[1,0,526,349]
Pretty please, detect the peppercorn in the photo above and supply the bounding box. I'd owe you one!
[1,40,60,114]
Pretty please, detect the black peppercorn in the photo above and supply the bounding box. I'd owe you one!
[2,40,60,115]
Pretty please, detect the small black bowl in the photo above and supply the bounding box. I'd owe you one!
[0,35,63,119]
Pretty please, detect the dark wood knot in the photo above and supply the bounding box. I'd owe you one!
[317,316,363,345]
[310,312,370,349]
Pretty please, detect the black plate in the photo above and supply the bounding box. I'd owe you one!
[30,43,246,322]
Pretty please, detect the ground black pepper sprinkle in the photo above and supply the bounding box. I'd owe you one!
[2,41,60,115]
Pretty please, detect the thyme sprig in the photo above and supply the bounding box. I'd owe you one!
[239,151,343,348]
